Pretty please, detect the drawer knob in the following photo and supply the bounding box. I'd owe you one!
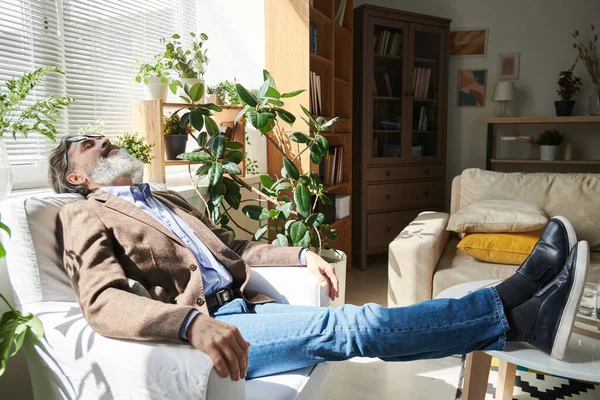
[385,194,391,200]
[385,171,391,177]
[424,191,429,196]
[424,169,429,175]
[386,227,392,232]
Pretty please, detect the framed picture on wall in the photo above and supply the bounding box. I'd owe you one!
[449,28,489,57]
[497,52,520,79]
[457,69,487,107]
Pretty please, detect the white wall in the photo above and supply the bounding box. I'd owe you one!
[355,0,600,200]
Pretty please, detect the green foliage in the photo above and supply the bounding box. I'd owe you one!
[0,67,73,140]
[538,129,564,146]
[113,132,156,164]
[216,79,243,106]
[557,60,582,101]
[178,69,339,253]
[0,216,44,377]
[133,54,170,85]
[160,32,209,80]
[164,113,191,135]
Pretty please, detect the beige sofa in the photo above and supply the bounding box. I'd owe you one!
[388,168,600,307]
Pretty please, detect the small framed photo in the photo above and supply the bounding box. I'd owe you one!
[497,52,520,80]
[449,28,489,57]
[457,69,487,107]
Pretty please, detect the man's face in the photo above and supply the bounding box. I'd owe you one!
[65,137,143,190]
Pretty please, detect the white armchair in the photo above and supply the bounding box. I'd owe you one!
[1,192,332,400]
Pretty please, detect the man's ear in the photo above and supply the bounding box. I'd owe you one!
[66,170,87,186]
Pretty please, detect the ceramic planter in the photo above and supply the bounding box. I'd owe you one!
[321,249,347,307]
[143,77,168,101]
[554,100,575,117]
[164,134,188,160]
[540,145,559,161]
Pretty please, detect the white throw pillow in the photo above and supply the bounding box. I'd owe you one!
[447,200,548,234]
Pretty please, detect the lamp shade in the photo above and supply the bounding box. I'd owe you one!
[493,81,515,102]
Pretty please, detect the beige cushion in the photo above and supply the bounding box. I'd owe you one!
[459,169,600,251]
[447,199,548,233]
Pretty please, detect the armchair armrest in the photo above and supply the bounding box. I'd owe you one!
[388,212,451,308]
[247,266,330,307]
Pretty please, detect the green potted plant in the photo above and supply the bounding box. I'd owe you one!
[164,113,192,160]
[555,60,582,117]
[161,32,209,101]
[538,129,564,160]
[0,217,44,377]
[0,66,73,199]
[206,85,223,105]
[133,55,170,101]
[216,78,243,106]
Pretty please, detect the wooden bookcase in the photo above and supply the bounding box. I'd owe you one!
[265,0,354,267]
[353,5,451,270]
[132,100,245,183]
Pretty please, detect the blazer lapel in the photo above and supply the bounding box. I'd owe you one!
[90,191,185,247]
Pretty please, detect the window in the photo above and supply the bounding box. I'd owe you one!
[0,0,199,189]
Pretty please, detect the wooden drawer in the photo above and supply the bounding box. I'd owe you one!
[367,209,431,251]
[367,181,443,212]
[366,165,442,183]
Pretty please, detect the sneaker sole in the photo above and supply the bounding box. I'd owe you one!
[552,216,577,252]
[550,240,589,360]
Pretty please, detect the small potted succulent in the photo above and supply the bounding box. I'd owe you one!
[164,113,191,160]
[161,32,209,101]
[555,60,582,117]
[206,85,223,105]
[216,79,243,106]
[538,129,564,160]
[133,55,170,101]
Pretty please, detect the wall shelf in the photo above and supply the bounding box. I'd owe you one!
[488,116,600,124]
[490,159,600,165]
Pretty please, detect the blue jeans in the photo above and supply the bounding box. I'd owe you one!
[212,287,509,379]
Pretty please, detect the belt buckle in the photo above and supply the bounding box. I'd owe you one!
[216,288,232,306]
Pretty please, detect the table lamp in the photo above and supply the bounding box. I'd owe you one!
[492,81,515,117]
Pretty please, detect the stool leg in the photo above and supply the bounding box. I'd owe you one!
[495,360,516,400]
[463,351,492,400]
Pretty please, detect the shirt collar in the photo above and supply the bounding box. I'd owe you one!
[99,183,153,201]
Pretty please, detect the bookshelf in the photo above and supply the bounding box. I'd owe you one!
[353,5,451,270]
[265,0,353,267]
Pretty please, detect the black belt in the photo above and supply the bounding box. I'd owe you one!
[205,287,234,309]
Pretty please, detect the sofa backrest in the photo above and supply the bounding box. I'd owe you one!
[451,168,600,251]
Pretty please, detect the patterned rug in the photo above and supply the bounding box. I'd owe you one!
[454,355,598,400]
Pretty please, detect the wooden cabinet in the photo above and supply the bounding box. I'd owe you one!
[353,5,450,269]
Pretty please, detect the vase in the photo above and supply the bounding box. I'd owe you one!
[554,100,575,117]
[142,77,168,101]
[0,137,13,199]
[540,145,558,161]
[589,85,600,116]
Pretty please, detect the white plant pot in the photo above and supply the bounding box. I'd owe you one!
[142,77,168,101]
[321,249,347,307]
[179,77,205,103]
[540,145,558,161]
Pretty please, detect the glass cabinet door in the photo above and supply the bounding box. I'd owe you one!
[408,24,445,161]
[368,18,409,164]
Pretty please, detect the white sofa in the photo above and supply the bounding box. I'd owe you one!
[388,168,600,307]
[1,191,332,400]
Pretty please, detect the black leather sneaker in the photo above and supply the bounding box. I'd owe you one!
[527,240,588,360]
[516,216,577,290]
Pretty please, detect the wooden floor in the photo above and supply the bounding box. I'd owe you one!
[318,254,462,400]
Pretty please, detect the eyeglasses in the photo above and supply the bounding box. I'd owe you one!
[63,134,105,167]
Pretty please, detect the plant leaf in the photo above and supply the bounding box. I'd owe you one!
[316,135,329,153]
[208,162,223,186]
[321,116,339,130]
[310,145,323,164]
[247,111,269,130]
[274,108,296,125]
[190,109,205,132]
[272,234,289,246]
[188,83,204,102]
[243,205,270,221]
[224,149,244,164]
[273,181,293,191]
[225,141,243,149]
[294,185,310,218]
[281,89,305,98]
[177,150,212,162]
[235,105,250,124]
[210,135,226,158]
[300,104,318,127]
[235,84,258,107]
[222,162,241,175]
[290,221,311,246]
[252,225,268,241]
[203,103,223,112]
[289,132,309,143]
[259,174,275,189]
[306,213,325,228]
[258,78,272,98]
[205,116,220,136]
[283,158,300,180]
[0,221,11,237]
[265,86,281,99]
[198,131,208,147]
[278,202,294,219]
[195,162,211,178]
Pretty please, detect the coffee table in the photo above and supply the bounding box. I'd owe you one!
[437,280,600,400]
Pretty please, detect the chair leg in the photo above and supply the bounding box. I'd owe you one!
[495,360,516,400]
[462,351,492,400]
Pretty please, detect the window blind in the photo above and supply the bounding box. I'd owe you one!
[0,0,198,168]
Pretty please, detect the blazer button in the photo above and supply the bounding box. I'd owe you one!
[190,264,197,271]
[196,298,205,306]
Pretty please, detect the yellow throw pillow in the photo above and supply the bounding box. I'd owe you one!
[457,230,543,265]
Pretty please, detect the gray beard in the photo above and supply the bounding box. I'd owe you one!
[87,149,144,185]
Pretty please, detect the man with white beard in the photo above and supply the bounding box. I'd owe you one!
[47,133,589,382]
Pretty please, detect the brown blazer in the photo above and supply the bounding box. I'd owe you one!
[59,189,303,342]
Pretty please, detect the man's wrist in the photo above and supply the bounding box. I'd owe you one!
[179,309,201,341]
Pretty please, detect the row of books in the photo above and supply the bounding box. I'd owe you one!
[372,138,402,158]
[413,68,432,100]
[374,30,403,56]
[374,120,401,130]
[373,72,394,97]
[322,145,344,185]
[415,105,429,131]
[310,26,317,54]
[309,71,323,116]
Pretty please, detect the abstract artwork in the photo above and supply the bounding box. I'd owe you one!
[457,69,487,107]
[449,28,488,56]
[497,52,520,79]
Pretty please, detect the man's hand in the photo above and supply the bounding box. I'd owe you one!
[305,251,339,301]
[187,314,250,381]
